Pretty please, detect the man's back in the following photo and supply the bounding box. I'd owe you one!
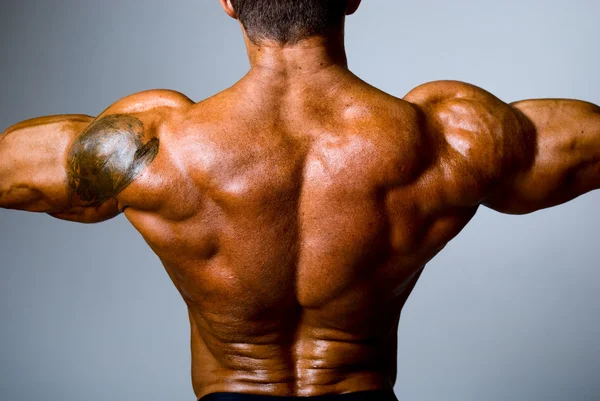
[124,70,432,396]
[112,69,533,397]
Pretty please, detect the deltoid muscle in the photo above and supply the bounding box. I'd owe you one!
[66,114,159,206]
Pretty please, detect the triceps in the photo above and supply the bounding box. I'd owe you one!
[0,113,159,220]
[538,100,600,195]
[490,99,600,213]
[0,115,91,211]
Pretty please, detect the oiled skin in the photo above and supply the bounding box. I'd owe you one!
[2,16,600,401]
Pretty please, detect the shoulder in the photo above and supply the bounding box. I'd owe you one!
[405,80,531,162]
[404,80,519,166]
[66,89,192,208]
[99,89,194,116]
[404,80,497,104]
[403,81,522,132]
[404,80,535,205]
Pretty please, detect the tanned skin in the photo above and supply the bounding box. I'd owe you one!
[1,1,599,399]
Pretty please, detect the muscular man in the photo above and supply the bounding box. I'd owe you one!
[1,1,599,400]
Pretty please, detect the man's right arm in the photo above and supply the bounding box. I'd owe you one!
[0,115,98,213]
[1,89,192,223]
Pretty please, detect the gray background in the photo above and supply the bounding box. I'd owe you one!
[0,1,599,400]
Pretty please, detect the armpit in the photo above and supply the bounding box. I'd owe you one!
[67,114,159,207]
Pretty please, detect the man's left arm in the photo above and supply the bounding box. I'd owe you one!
[484,98,600,214]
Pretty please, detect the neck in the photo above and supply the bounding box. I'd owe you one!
[244,30,349,77]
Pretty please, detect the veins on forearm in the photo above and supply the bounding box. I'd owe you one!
[66,114,159,207]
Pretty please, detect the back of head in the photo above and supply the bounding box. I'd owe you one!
[230,0,350,44]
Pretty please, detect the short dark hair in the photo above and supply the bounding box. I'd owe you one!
[230,0,350,44]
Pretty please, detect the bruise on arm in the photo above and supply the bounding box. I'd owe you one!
[66,114,159,209]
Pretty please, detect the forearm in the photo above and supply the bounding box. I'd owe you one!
[0,115,93,211]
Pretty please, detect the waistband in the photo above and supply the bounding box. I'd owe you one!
[199,390,398,401]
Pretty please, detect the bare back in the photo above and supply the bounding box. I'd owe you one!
[117,73,498,397]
